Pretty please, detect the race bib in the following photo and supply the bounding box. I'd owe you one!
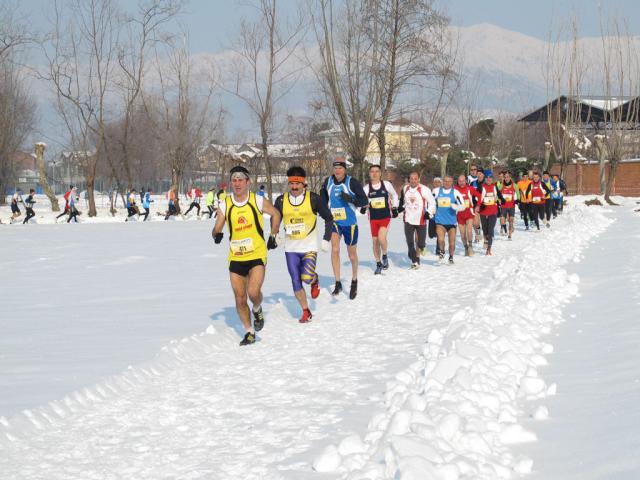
[437,197,451,208]
[331,207,347,221]
[230,238,255,256]
[285,222,306,238]
[503,194,513,202]
[483,195,495,206]
[533,196,541,203]
[464,199,471,209]
[370,198,386,209]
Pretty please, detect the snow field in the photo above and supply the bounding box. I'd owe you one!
[314,202,613,480]
[0,198,615,479]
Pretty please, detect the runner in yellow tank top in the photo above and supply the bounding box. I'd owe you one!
[211,166,282,346]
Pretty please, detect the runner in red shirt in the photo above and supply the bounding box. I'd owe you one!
[455,174,479,256]
[474,172,500,256]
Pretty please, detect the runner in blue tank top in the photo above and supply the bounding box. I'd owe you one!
[320,160,368,299]
[433,175,466,264]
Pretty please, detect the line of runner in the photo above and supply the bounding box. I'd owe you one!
[211,161,567,346]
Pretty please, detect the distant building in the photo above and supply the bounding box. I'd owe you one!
[319,120,449,168]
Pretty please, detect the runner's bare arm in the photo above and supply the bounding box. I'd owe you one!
[261,199,282,235]
[212,208,225,236]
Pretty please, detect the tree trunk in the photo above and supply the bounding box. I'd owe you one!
[261,142,273,199]
[440,151,450,179]
[599,157,606,194]
[34,143,60,212]
[377,129,387,171]
[171,167,182,212]
[0,177,7,206]
[87,176,97,217]
[604,160,619,205]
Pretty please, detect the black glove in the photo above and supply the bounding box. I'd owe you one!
[267,234,277,250]
[397,206,404,213]
[391,207,398,218]
[424,211,431,220]
[213,232,223,244]
[360,206,367,214]
[341,192,352,203]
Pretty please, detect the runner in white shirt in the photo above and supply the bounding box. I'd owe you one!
[397,171,435,269]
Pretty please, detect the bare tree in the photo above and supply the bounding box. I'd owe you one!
[113,0,183,193]
[543,17,589,177]
[43,0,120,217]
[374,0,457,171]
[0,2,36,205]
[143,31,221,212]
[312,0,385,181]
[598,16,640,203]
[226,0,305,199]
[34,142,60,210]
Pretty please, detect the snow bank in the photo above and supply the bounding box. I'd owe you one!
[0,325,239,445]
[315,201,613,479]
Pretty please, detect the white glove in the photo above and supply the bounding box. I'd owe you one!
[321,239,330,252]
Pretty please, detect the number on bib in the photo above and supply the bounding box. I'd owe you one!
[483,195,495,206]
[533,196,541,203]
[331,207,347,221]
[503,194,513,202]
[437,197,451,208]
[464,199,471,208]
[370,198,386,209]
[285,222,306,238]
[230,237,255,256]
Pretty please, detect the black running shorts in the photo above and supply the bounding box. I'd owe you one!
[229,258,265,277]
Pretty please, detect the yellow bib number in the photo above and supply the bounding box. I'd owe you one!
[483,195,495,206]
[503,194,513,202]
[370,198,386,209]
[230,238,255,257]
[438,197,451,208]
[285,222,306,238]
[464,199,471,208]
[331,207,347,221]
[533,196,541,203]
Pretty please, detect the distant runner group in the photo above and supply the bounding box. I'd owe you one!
[210,161,567,345]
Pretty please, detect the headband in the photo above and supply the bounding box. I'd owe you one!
[288,176,306,183]
[333,161,347,168]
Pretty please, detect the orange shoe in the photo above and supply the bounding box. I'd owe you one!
[310,281,320,299]
[299,308,312,323]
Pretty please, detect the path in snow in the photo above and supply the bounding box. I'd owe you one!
[517,204,640,479]
[0,201,614,479]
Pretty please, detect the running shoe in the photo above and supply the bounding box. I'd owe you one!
[448,255,454,264]
[381,254,389,270]
[299,308,312,323]
[240,332,256,346]
[331,281,343,296]
[349,280,358,300]
[310,281,320,299]
[410,262,420,270]
[374,262,383,275]
[253,307,265,332]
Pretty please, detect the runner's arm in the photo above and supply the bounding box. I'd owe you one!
[422,187,436,217]
[348,178,369,207]
[452,190,466,212]
[397,187,405,212]
[261,199,282,236]
[212,205,226,236]
[386,181,399,208]
[311,192,334,241]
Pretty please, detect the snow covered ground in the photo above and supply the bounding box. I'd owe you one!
[515,202,640,479]
[0,195,636,479]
